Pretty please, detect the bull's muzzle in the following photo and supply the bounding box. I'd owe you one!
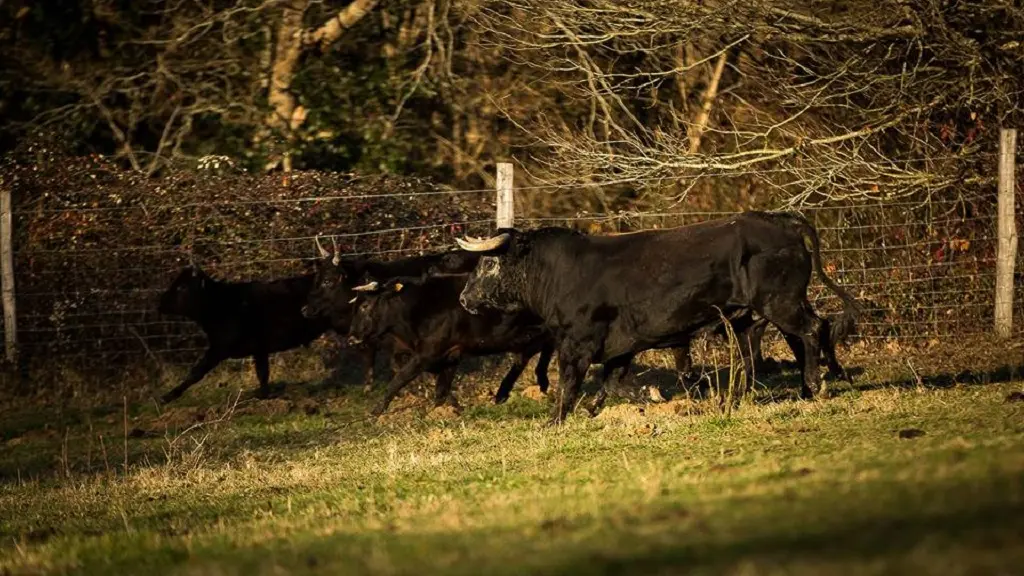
[347,335,363,346]
[459,294,479,315]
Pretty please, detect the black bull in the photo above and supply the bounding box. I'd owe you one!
[456,211,862,424]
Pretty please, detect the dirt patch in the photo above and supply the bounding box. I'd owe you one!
[521,386,548,402]
[426,405,461,421]
[646,398,705,417]
[152,406,209,429]
[595,404,646,421]
[376,395,431,426]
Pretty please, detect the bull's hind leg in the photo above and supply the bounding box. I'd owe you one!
[587,354,634,417]
[161,348,224,403]
[534,342,554,394]
[759,298,826,400]
[433,363,460,408]
[782,319,850,384]
[254,353,271,398]
[819,318,853,385]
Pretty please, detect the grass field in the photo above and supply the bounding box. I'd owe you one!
[1,340,1023,575]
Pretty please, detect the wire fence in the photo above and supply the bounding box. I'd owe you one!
[1,155,1021,380]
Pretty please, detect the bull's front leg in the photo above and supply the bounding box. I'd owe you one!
[370,356,427,417]
[161,348,224,403]
[548,343,591,426]
[494,352,530,405]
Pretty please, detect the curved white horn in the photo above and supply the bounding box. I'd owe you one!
[314,235,330,259]
[330,236,341,266]
[456,232,510,252]
[352,281,379,292]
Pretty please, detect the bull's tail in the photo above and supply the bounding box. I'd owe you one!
[787,212,863,346]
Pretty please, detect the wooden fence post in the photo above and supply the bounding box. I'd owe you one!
[0,184,17,364]
[496,162,514,229]
[995,128,1018,339]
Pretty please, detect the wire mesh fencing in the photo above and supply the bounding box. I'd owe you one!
[2,153,1020,388]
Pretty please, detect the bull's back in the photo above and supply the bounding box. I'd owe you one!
[219,279,327,356]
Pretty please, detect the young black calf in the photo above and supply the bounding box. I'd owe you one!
[347,274,555,416]
[157,266,330,402]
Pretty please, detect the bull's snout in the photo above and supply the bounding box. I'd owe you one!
[346,335,363,346]
[459,294,479,315]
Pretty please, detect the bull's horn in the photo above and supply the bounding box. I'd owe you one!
[352,281,379,292]
[330,236,341,266]
[456,233,510,252]
[314,235,330,259]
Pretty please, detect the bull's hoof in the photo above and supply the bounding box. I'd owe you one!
[369,402,389,417]
[799,385,816,400]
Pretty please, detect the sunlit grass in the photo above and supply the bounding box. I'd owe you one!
[1,345,1023,575]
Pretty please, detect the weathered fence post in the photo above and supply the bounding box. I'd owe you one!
[995,128,1018,339]
[496,162,514,229]
[0,184,17,363]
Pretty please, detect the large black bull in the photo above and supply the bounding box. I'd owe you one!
[456,211,862,424]
[346,274,555,416]
[157,266,330,402]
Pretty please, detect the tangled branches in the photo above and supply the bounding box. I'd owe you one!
[474,0,1024,207]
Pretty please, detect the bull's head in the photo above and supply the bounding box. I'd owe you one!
[347,278,405,346]
[454,230,523,315]
[303,235,357,319]
[158,265,212,318]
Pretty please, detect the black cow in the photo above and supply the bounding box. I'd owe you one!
[157,266,331,402]
[301,239,482,386]
[346,274,555,416]
[456,211,862,424]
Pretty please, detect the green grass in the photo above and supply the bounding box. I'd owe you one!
[1,350,1023,575]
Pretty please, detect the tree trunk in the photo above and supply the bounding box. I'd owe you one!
[264,0,310,173]
[261,0,381,173]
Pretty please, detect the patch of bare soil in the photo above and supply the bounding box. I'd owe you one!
[646,398,705,417]
[376,394,431,426]
[152,406,210,429]
[426,405,461,421]
[595,404,645,421]
[235,398,293,418]
[521,385,548,402]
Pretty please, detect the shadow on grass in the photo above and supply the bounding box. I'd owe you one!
[62,463,1024,575]
[536,493,1024,576]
